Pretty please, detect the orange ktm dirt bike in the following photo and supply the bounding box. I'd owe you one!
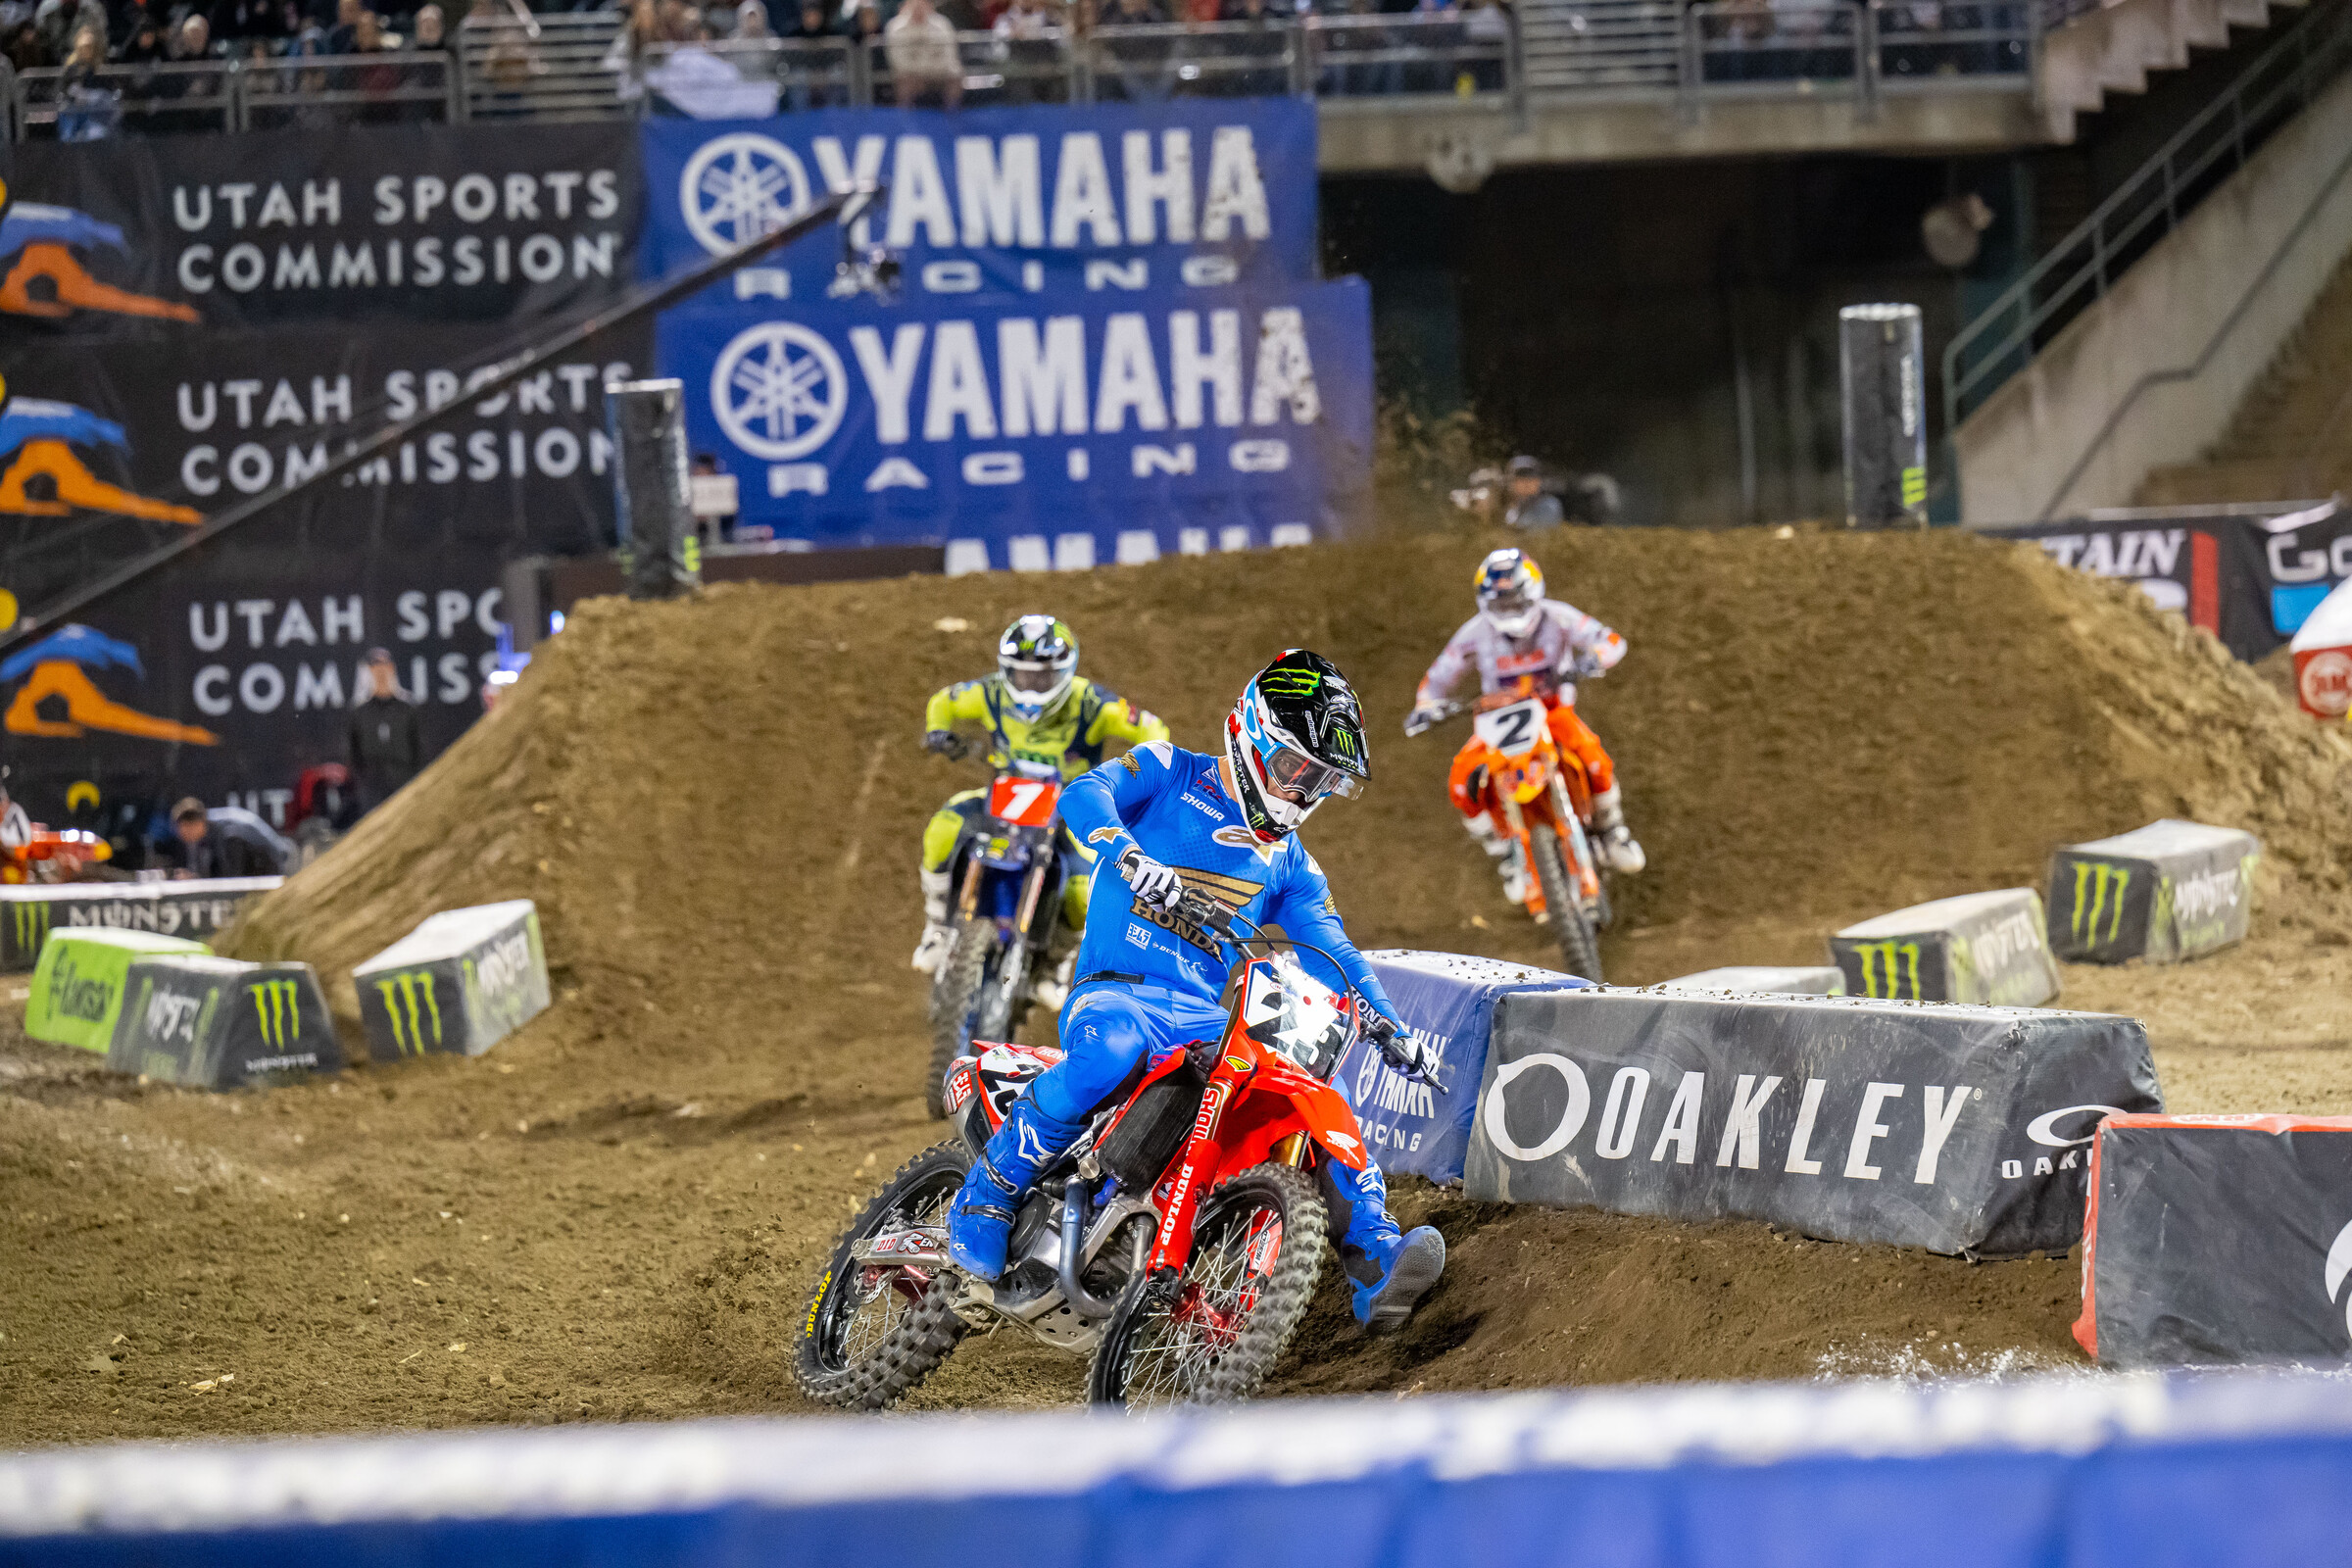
[797,857,1433,1411]
[2,825,113,884]
[926,760,1074,1119]
[1407,679,1610,982]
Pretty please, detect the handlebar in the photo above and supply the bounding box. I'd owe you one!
[1112,847,1435,1084]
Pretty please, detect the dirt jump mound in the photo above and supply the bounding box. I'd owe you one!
[3,526,2346,1444]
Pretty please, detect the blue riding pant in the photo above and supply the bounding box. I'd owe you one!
[1031,980,1405,1283]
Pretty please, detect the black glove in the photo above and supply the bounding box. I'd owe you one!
[923,729,967,760]
[1366,1012,1430,1079]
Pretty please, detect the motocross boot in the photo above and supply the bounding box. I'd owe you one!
[1592,785,1647,874]
[912,868,956,973]
[1355,1227,1446,1336]
[947,1096,1083,1280]
[1465,812,1530,904]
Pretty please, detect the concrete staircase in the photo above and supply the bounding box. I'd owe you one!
[2041,0,2308,139]
[2136,241,2352,503]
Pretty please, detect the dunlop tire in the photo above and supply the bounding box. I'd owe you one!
[793,1140,972,1409]
[1532,826,1603,983]
[1085,1163,1326,1408]
[925,917,998,1119]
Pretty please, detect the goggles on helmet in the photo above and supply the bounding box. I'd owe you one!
[1257,738,1364,806]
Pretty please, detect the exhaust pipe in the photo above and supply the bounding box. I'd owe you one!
[1057,1180,1122,1318]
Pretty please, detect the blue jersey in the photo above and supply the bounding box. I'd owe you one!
[1060,740,1399,1026]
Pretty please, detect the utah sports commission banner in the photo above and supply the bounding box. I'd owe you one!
[0,124,646,821]
[640,103,1372,563]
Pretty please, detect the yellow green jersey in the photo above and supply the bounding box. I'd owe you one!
[924,674,1169,780]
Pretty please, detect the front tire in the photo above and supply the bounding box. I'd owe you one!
[1086,1164,1326,1410]
[926,916,999,1118]
[1532,824,1605,983]
[794,1141,971,1408]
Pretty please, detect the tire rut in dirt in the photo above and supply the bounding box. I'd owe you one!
[1087,1163,1326,1409]
[795,1140,972,1408]
[925,918,998,1118]
[1532,825,1604,982]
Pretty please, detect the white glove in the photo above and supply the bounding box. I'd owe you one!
[1125,854,1184,911]
[1404,702,1446,737]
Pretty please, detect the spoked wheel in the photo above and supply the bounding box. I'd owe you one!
[1087,1164,1326,1410]
[794,1141,972,1408]
[925,917,999,1118]
[1531,824,1604,983]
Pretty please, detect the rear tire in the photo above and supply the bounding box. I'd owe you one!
[926,916,998,1118]
[1532,825,1604,983]
[794,1141,972,1409]
[1086,1164,1325,1410]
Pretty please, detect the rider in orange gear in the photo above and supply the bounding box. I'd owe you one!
[1411,548,1645,901]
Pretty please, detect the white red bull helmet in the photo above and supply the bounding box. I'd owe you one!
[1475,548,1545,639]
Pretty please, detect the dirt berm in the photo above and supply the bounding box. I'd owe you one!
[4,528,2348,1445]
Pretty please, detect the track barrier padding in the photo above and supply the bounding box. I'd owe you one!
[352,901,550,1061]
[1467,987,2160,1253]
[2045,820,2260,964]
[1831,888,2060,1005]
[24,928,209,1053]
[0,878,280,972]
[106,955,340,1090]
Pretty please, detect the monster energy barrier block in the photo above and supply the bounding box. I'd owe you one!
[1829,889,2060,1006]
[2046,819,2260,964]
[104,955,341,1090]
[1655,966,1847,996]
[2076,1115,2352,1365]
[352,900,550,1062]
[24,928,210,1054]
[1466,987,2161,1254]
[0,877,282,972]
[1838,303,1928,529]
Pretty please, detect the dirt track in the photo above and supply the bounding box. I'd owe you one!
[3,525,2347,1445]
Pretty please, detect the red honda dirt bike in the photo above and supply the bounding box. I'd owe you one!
[926,760,1074,1118]
[797,855,1432,1411]
[1407,675,1609,981]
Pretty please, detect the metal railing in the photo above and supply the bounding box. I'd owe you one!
[1943,0,2352,429]
[1,1,2047,140]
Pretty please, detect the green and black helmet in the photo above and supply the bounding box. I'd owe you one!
[1225,648,1369,842]
[998,613,1079,717]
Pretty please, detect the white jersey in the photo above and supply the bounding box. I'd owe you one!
[1416,600,1626,707]
[0,802,28,854]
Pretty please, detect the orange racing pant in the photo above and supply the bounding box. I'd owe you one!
[1447,703,1616,820]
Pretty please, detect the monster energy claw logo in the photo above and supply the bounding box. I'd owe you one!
[375,970,443,1054]
[1258,669,1322,698]
[2070,860,2132,945]
[12,902,51,953]
[1852,939,1924,1000]
[251,978,302,1049]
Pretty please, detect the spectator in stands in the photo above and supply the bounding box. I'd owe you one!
[58,24,118,136]
[1100,0,1169,100]
[1501,455,1564,532]
[991,0,1059,101]
[114,12,165,61]
[168,11,211,57]
[883,0,960,104]
[164,798,297,880]
[324,0,360,51]
[411,2,445,46]
[847,0,880,55]
[731,0,768,33]
[349,649,425,809]
[781,0,839,104]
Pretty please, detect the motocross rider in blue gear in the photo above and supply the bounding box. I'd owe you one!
[945,649,1447,1335]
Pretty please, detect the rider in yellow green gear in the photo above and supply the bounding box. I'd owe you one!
[913,614,1169,998]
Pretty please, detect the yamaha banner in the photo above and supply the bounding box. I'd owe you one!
[657,279,1372,562]
[638,101,1319,305]
[1337,951,1584,1185]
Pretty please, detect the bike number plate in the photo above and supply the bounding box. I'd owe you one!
[988,775,1061,827]
[1474,699,1548,758]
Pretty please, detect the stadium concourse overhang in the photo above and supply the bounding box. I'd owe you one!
[1318,86,2043,179]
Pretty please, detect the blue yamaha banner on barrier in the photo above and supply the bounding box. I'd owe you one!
[1335,951,1584,1184]
[655,278,1373,561]
[10,1372,2352,1567]
[639,101,1319,305]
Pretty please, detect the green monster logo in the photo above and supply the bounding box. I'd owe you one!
[1258,669,1322,699]
[375,970,443,1054]
[1329,726,1359,760]
[1851,939,1924,1000]
[12,901,51,954]
[2069,860,2132,945]
[250,978,303,1049]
